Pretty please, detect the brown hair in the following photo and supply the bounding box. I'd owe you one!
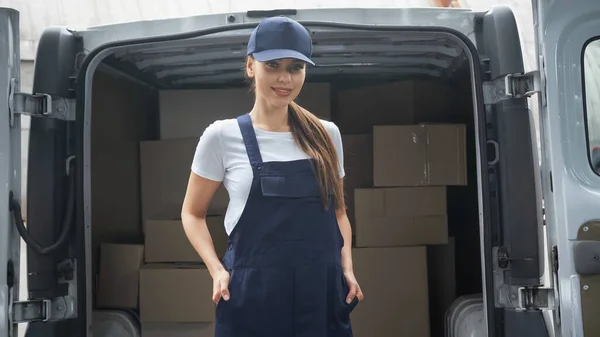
[245,57,344,211]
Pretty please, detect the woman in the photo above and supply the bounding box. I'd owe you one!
[181,16,364,337]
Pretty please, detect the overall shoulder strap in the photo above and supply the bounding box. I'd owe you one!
[236,113,263,166]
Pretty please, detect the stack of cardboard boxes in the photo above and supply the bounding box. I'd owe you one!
[338,82,466,337]
[97,137,231,335]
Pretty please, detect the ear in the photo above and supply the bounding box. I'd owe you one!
[246,57,255,78]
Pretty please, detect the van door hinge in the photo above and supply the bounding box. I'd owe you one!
[11,259,77,323]
[8,78,75,126]
[493,247,555,311]
[12,297,74,323]
[482,70,541,105]
[517,287,555,311]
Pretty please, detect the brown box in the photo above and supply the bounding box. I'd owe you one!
[140,264,214,323]
[373,124,467,187]
[335,82,415,134]
[140,138,229,221]
[351,246,430,337]
[144,216,229,263]
[96,244,144,309]
[142,323,214,337]
[354,187,448,247]
[341,135,373,226]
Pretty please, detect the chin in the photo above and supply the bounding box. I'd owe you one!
[269,97,295,108]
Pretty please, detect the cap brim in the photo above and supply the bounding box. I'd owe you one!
[253,49,315,66]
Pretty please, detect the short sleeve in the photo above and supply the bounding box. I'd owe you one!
[324,121,345,179]
[191,121,225,182]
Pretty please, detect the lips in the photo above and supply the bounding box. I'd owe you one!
[272,87,292,97]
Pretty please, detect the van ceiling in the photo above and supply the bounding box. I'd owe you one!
[105,29,467,89]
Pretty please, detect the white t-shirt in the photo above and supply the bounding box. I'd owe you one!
[191,117,345,235]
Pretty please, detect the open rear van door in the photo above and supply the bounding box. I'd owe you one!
[0,6,82,337]
[476,5,550,337]
[533,0,600,335]
[0,7,22,337]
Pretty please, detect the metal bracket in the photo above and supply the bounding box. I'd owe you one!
[12,297,75,323]
[10,259,77,324]
[492,247,554,311]
[517,287,555,311]
[482,70,541,105]
[8,78,76,126]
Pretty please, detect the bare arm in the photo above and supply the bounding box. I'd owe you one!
[181,172,226,277]
[336,204,354,274]
[336,178,364,303]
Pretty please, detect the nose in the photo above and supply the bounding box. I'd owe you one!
[278,70,291,84]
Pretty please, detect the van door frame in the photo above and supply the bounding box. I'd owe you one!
[77,20,494,336]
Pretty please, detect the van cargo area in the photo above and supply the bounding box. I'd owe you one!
[89,28,481,337]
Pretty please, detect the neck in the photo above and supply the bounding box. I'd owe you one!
[249,98,290,132]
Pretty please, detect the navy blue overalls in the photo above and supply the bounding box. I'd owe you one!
[214,113,359,337]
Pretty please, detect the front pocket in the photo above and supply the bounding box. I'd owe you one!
[260,174,321,198]
[215,269,235,323]
[339,272,359,314]
[346,296,359,313]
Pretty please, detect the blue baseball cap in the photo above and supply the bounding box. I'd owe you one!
[247,16,315,66]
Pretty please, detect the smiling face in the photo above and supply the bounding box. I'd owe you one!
[246,56,307,109]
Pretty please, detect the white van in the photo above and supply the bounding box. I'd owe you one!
[1,0,599,336]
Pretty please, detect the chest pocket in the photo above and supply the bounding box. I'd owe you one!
[260,173,321,198]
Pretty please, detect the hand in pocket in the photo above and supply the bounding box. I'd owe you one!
[344,271,364,304]
[212,269,231,303]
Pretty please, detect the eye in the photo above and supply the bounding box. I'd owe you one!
[291,63,305,71]
[266,61,278,68]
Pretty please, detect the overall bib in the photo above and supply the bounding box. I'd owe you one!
[214,113,358,337]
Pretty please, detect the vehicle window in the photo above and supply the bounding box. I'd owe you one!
[583,38,600,174]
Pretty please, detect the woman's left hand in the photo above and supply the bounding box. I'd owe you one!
[344,271,364,304]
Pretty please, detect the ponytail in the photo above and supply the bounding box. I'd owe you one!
[288,101,344,211]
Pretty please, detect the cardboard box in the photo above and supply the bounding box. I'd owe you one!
[428,238,457,337]
[96,244,144,309]
[373,124,467,187]
[354,187,448,247]
[335,82,415,134]
[140,264,214,323]
[144,216,229,263]
[159,83,332,139]
[142,323,215,337]
[341,135,373,226]
[351,246,430,337]
[140,138,229,221]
